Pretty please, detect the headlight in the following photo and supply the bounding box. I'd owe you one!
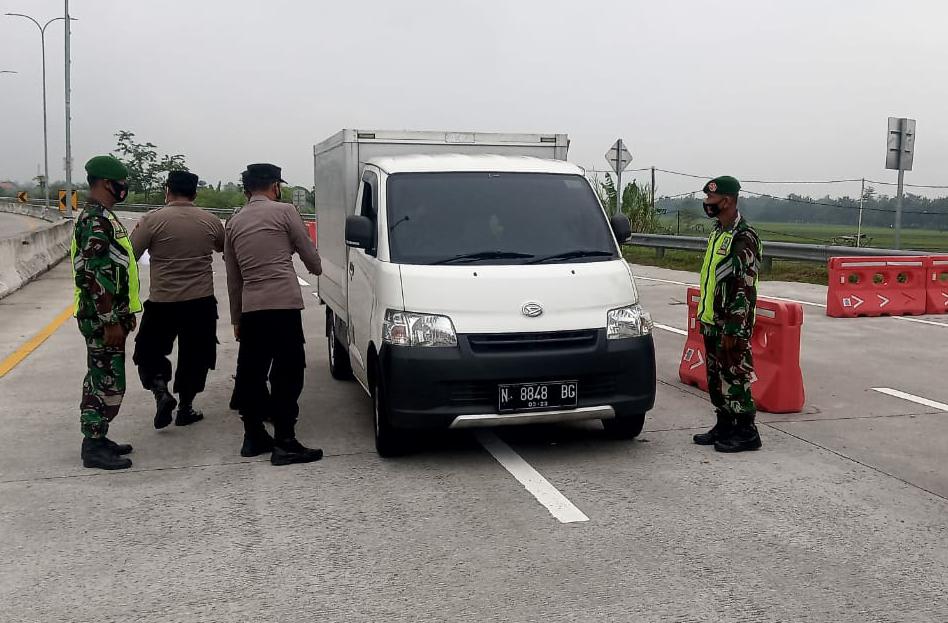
[383,310,458,347]
[607,304,653,339]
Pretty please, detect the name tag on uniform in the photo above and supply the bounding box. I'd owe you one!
[716,234,733,256]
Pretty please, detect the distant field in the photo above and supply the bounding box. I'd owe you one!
[661,219,948,252]
[622,246,829,285]
[626,221,946,285]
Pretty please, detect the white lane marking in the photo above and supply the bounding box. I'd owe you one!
[297,276,309,286]
[475,431,589,524]
[654,323,688,336]
[635,275,693,287]
[893,316,948,328]
[872,388,948,412]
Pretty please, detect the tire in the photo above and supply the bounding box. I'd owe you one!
[327,311,353,381]
[372,373,406,457]
[602,410,646,439]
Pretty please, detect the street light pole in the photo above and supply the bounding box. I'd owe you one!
[6,14,69,212]
[65,0,74,219]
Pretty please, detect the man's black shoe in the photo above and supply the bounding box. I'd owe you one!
[153,391,178,429]
[82,437,132,470]
[103,437,133,455]
[271,438,323,466]
[694,412,734,446]
[175,406,204,427]
[714,415,762,453]
[240,431,274,458]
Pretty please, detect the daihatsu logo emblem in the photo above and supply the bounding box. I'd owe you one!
[522,302,543,318]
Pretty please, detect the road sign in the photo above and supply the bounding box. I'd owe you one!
[16,191,28,203]
[605,139,633,174]
[291,187,307,210]
[58,189,78,212]
[886,117,916,171]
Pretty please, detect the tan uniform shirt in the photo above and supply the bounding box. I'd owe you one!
[130,201,225,303]
[225,195,322,324]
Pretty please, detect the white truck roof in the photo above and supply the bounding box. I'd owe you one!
[366,154,584,175]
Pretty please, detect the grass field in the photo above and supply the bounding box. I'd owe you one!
[663,220,948,252]
[632,221,948,285]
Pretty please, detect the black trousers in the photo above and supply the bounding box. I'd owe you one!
[133,296,219,399]
[236,309,305,439]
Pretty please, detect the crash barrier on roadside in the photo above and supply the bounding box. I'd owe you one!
[305,221,317,243]
[927,256,948,315]
[679,287,805,414]
[0,218,73,300]
[827,257,928,318]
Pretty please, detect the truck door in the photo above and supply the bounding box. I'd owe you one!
[347,169,380,385]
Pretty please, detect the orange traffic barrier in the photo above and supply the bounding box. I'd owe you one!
[305,221,317,243]
[826,257,927,318]
[679,287,805,414]
[927,256,948,315]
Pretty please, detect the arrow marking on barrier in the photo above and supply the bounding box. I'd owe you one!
[878,295,890,308]
[689,350,704,370]
[761,332,769,348]
[851,295,864,310]
[943,293,948,306]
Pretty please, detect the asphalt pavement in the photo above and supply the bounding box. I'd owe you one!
[1,225,946,622]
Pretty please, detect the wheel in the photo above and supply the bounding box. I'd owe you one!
[602,410,646,439]
[372,373,406,457]
[327,311,353,381]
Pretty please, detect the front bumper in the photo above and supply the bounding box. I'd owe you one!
[379,329,656,429]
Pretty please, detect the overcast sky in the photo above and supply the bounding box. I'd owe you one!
[2,0,947,199]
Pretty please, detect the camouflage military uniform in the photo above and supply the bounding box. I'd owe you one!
[74,202,137,439]
[699,214,762,417]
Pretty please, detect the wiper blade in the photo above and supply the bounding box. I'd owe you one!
[430,251,535,265]
[528,250,615,264]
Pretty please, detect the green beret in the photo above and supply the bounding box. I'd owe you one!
[84,155,129,181]
[702,175,741,196]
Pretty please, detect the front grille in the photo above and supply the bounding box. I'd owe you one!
[466,330,597,354]
[447,375,617,407]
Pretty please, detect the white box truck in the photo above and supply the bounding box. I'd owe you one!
[314,129,656,455]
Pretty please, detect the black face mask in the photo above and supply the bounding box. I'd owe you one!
[109,181,129,203]
[703,201,722,218]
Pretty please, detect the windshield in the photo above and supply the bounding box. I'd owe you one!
[386,172,618,265]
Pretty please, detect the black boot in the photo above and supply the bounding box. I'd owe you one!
[714,413,762,453]
[152,379,177,430]
[271,438,323,466]
[175,406,204,426]
[82,437,132,470]
[175,393,204,426]
[240,418,274,458]
[103,437,133,455]
[693,411,734,446]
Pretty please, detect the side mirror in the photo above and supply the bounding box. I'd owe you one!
[345,215,374,250]
[610,213,632,243]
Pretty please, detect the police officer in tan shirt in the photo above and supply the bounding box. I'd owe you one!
[131,171,225,429]
[225,163,323,466]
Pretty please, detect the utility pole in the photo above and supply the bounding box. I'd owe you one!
[856,178,865,248]
[650,166,656,212]
[5,13,68,211]
[64,0,74,219]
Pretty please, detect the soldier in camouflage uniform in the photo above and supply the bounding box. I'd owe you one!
[692,176,764,453]
[72,155,142,470]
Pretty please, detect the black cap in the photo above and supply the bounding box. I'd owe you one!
[241,163,287,184]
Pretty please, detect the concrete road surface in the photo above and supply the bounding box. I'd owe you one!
[0,212,45,238]
[1,220,946,622]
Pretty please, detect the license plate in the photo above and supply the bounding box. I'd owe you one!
[498,381,578,414]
